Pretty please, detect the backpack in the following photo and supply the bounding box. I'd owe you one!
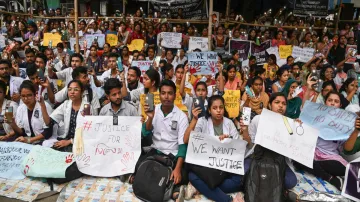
[47,162,83,189]
[244,146,286,202]
[133,155,174,202]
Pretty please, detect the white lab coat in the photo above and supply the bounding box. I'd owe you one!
[15,102,53,137]
[0,99,18,134]
[50,99,92,139]
[194,117,240,141]
[9,76,24,96]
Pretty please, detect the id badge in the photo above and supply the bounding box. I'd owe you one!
[34,110,39,118]
[171,121,177,130]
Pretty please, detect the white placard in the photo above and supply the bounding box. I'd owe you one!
[189,37,209,52]
[70,37,85,51]
[158,32,182,49]
[266,46,280,61]
[185,132,247,175]
[131,60,153,75]
[74,116,142,177]
[255,109,318,168]
[292,46,315,63]
[85,34,106,48]
[0,35,5,48]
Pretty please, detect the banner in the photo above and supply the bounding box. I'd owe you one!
[223,90,240,118]
[158,32,182,49]
[21,146,75,178]
[0,35,5,48]
[150,0,207,19]
[279,45,293,59]
[229,40,251,62]
[105,34,118,46]
[128,39,145,52]
[85,34,106,48]
[299,101,357,140]
[0,142,33,180]
[293,0,328,17]
[74,116,142,177]
[131,60,152,75]
[292,46,315,62]
[43,33,62,47]
[140,92,161,118]
[187,51,219,75]
[189,37,209,52]
[255,109,318,168]
[186,132,247,175]
[251,40,271,64]
[342,157,360,201]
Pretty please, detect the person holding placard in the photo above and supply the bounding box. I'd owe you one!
[212,26,229,54]
[240,92,297,189]
[128,23,145,45]
[183,95,244,201]
[208,71,227,97]
[242,76,269,115]
[294,91,349,190]
[281,79,302,119]
[48,80,95,152]
[272,68,289,93]
[139,79,189,200]
[174,64,195,96]
[7,81,53,145]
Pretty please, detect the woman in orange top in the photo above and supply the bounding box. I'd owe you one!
[225,65,242,90]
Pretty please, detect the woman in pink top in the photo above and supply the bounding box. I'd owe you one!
[225,65,241,90]
[271,30,286,47]
[340,23,354,39]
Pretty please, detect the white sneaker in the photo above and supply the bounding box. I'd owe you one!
[184,182,197,200]
[177,185,185,202]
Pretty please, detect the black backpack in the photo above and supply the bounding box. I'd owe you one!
[133,155,174,202]
[244,146,286,202]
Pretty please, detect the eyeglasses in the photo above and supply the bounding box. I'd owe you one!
[68,88,80,92]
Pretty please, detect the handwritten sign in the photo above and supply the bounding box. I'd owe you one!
[131,60,152,75]
[251,40,271,64]
[70,37,85,51]
[300,101,357,140]
[279,45,293,59]
[21,146,74,178]
[342,157,360,201]
[158,32,182,49]
[0,142,33,180]
[74,116,142,177]
[140,92,161,118]
[187,51,219,75]
[128,39,145,52]
[0,35,5,48]
[86,34,105,48]
[292,46,315,62]
[229,40,251,62]
[189,37,209,52]
[105,34,118,46]
[255,109,318,168]
[186,132,247,175]
[223,90,240,118]
[43,33,62,47]
[266,46,280,61]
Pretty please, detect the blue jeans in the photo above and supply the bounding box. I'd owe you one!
[188,158,298,202]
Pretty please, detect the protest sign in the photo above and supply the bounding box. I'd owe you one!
[70,37,85,51]
[0,35,5,48]
[292,46,315,62]
[187,51,219,75]
[346,45,357,56]
[105,34,118,46]
[186,132,247,175]
[158,32,182,49]
[293,0,328,17]
[21,146,74,178]
[223,90,240,118]
[0,142,33,180]
[300,101,357,140]
[74,116,142,177]
[255,109,318,168]
[251,40,271,64]
[140,92,161,118]
[85,34,105,48]
[266,46,280,61]
[189,37,209,52]
[131,61,152,75]
[279,45,293,59]
[128,39,145,52]
[229,40,251,62]
[43,33,62,47]
[342,157,360,201]
[150,0,207,19]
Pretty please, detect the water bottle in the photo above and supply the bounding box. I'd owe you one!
[48,40,53,49]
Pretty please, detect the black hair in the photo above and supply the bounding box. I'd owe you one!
[159,79,176,94]
[205,95,229,119]
[70,53,84,62]
[0,80,7,93]
[35,53,47,64]
[324,90,342,104]
[25,48,35,55]
[26,63,37,76]
[72,66,88,80]
[56,43,64,49]
[254,67,266,76]
[67,80,84,93]
[227,64,236,72]
[128,66,141,78]
[269,92,287,105]
[286,56,294,62]
[108,52,119,60]
[175,64,184,72]
[195,81,207,91]
[104,78,122,95]
[320,65,334,80]
[322,80,336,91]
[144,69,160,93]
[251,76,263,85]
[0,60,11,69]
[339,78,356,93]
[159,60,167,66]
[147,47,155,55]
[249,56,256,61]
[20,80,36,94]
[161,63,173,77]
[276,67,288,78]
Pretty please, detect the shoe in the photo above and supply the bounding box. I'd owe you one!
[177,185,185,202]
[232,192,245,202]
[184,182,197,200]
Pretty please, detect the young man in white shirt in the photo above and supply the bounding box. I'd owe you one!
[0,60,24,103]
